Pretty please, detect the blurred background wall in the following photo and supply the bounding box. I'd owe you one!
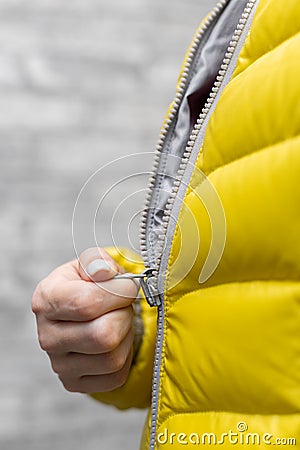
[0,0,215,449]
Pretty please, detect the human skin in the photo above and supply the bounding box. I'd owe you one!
[32,247,139,393]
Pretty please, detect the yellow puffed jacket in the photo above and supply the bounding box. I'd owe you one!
[92,0,300,448]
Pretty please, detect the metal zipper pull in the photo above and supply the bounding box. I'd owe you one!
[114,268,161,307]
[140,271,161,307]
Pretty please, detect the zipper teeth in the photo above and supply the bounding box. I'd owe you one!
[150,305,164,449]
[139,0,229,271]
[146,1,257,449]
[141,0,256,278]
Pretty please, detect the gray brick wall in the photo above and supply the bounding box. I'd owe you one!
[0,1,215,449]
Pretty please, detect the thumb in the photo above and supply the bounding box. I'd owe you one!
[78,247,120,282]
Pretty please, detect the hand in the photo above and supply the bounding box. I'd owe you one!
[32,248,139,393]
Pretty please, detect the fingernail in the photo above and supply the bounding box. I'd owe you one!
[86,259,111,276]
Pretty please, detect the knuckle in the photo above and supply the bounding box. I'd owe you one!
[69,286,99,320]
[32,278,58,317]
[106,349,127,373]
[60,377,79,393]
[76,383,89,394]
[31,281,45,314]
[39,278,54,303]
[50,361,60,375]
[94,320,120,352]
[50,357,65,375]
[31,293,39,315]
[111,366,129,389]
[38,330,56,353]
[63,376,88,394]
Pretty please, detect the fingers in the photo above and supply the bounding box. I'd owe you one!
[32,246,139,322]
[58,348,134,393]
[51,329,134,377]
[78,247,120,282]
[33,272,139,322]
[44,312,134,394]
[32,249,138,394]
[37,306,134,354]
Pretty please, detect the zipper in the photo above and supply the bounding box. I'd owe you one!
[114,268,160,307]
[139,0,229,306]
[137,1,258,449]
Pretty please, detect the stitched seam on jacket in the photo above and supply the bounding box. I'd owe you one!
[201,63,300,176]
[164,136,300,313]
[232,20,300,80]
[166,279,300,311]
[157,409,300,430]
